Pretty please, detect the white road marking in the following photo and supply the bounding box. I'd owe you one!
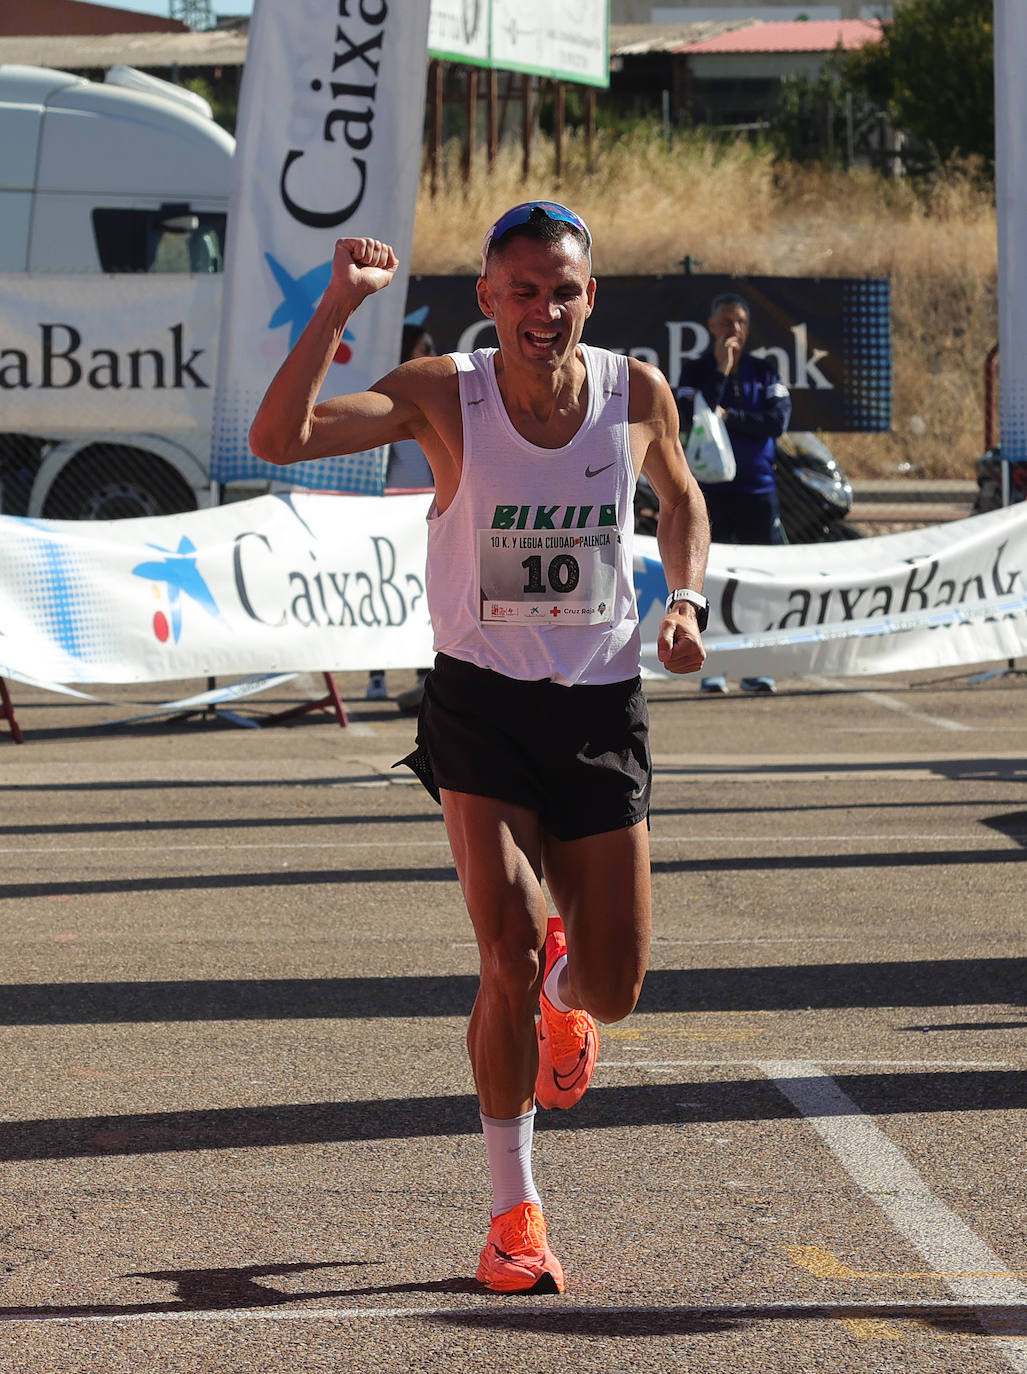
[648,835,1012,844]
[860,692,972,732]
[602,1059,1013,1069]
[0,840,453,855]
[1,832,1016,857]
[829,726,1026,734]
[758,1060,1027,1370]
[0,1298,1016,1328]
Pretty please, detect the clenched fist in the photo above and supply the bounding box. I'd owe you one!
[330,237,399,300]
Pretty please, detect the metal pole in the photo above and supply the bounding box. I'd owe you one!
[554,81,565,183]
[845,91,855,167]
[487,68,498,171]
[463,67,478,185]
[521,73,533,181]
[585,86,596,172]
[429,60,443,199]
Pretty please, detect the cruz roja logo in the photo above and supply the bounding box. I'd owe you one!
[132,537,221,644]
[265,253,356,364]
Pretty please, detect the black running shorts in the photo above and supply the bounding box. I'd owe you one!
[398,652,651,842]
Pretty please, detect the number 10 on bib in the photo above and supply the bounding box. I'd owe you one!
[478,528,619,625]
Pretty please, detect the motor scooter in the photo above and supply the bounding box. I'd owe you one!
[634,431,861,542]
[774,431,861,542]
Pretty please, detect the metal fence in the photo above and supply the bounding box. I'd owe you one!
[0,434,202,521]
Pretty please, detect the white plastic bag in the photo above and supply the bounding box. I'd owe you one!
[684,392,736,483]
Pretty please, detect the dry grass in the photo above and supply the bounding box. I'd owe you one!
[411,129,998,480]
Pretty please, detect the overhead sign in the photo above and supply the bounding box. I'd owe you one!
[428,0,490,64]
[428,0,610,87]
[405,273,892,432]
[210,0,430,494]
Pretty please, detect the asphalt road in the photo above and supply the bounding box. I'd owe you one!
[0,664,1025,1374]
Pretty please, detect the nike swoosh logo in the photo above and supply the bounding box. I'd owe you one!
[584,462,614,478]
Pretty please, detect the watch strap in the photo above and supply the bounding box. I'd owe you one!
[665,588,709,629]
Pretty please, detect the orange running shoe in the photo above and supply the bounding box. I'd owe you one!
[535,914,598,1110]
[475,1201,565,1294]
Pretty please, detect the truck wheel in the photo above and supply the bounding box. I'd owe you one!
[41,447,197,521]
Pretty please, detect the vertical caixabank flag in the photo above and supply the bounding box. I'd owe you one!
[995,0,1027,470]
[210,0,430,494]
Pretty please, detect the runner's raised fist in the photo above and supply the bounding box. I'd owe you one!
[331,237,399,299]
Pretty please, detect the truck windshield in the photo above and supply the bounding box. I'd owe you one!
[92,208,226,273]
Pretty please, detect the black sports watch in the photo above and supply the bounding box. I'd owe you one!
[665,588,709,631]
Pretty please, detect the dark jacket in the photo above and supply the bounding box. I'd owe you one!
[677,349,791,496]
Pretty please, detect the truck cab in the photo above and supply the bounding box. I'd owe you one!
[0,63,235,518]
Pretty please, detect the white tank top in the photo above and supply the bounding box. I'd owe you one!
[426,343,639,686]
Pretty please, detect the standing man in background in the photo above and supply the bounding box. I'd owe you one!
[677,291,791,694]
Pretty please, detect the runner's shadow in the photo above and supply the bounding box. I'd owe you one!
[329,1277,482,1298]
[0,1260,376,1322]
[435,1301,1027,1338]
[127,1260,375,1309]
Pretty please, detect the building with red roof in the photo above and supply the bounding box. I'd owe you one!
[677,18,884,59]
[673,18,885,129]
[0,0,187,37]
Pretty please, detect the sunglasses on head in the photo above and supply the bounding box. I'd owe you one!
[480,201,593,273]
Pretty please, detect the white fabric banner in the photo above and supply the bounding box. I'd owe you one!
[0,273,221,434]
[0,494,435,685]
[2,498,1026,693]
[210,0,430,494]
[636,504,1027,678]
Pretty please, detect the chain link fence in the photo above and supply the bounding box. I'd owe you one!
[0,434,204,521]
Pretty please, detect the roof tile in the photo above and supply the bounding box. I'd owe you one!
[675,19,884,55]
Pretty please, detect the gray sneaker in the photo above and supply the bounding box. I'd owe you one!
[365,671,388,701]
[740,676,776,694]
[700,676,729,695]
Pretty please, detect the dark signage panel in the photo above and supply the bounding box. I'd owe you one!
[404,274,892,433]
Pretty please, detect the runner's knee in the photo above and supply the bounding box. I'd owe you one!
[582,973,643,1025]
[474,911,546,1003]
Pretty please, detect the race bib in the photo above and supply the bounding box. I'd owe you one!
[478,528,618,625]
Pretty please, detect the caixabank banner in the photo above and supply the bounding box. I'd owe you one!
[405,273,892,433]
[1,498,1024,694]
[0,274,220,433]
[210,0,430,493]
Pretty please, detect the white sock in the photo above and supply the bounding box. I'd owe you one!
[480,1109,541,1217]
[543,953,574,1013]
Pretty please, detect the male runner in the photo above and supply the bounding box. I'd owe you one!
[250,202,711,1294]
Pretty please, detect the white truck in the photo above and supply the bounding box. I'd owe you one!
[0,63,235,518]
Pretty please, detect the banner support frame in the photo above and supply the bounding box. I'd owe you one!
[0,677,24,744]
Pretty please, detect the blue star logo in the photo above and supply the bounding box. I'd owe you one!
[633,554,668,623]
[265,252,356,358]
[132,537,221,643]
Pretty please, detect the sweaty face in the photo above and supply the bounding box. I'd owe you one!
[477,234,595,371]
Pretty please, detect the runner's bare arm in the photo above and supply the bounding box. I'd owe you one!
[629,359,711,675]
[249,237,424,465]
